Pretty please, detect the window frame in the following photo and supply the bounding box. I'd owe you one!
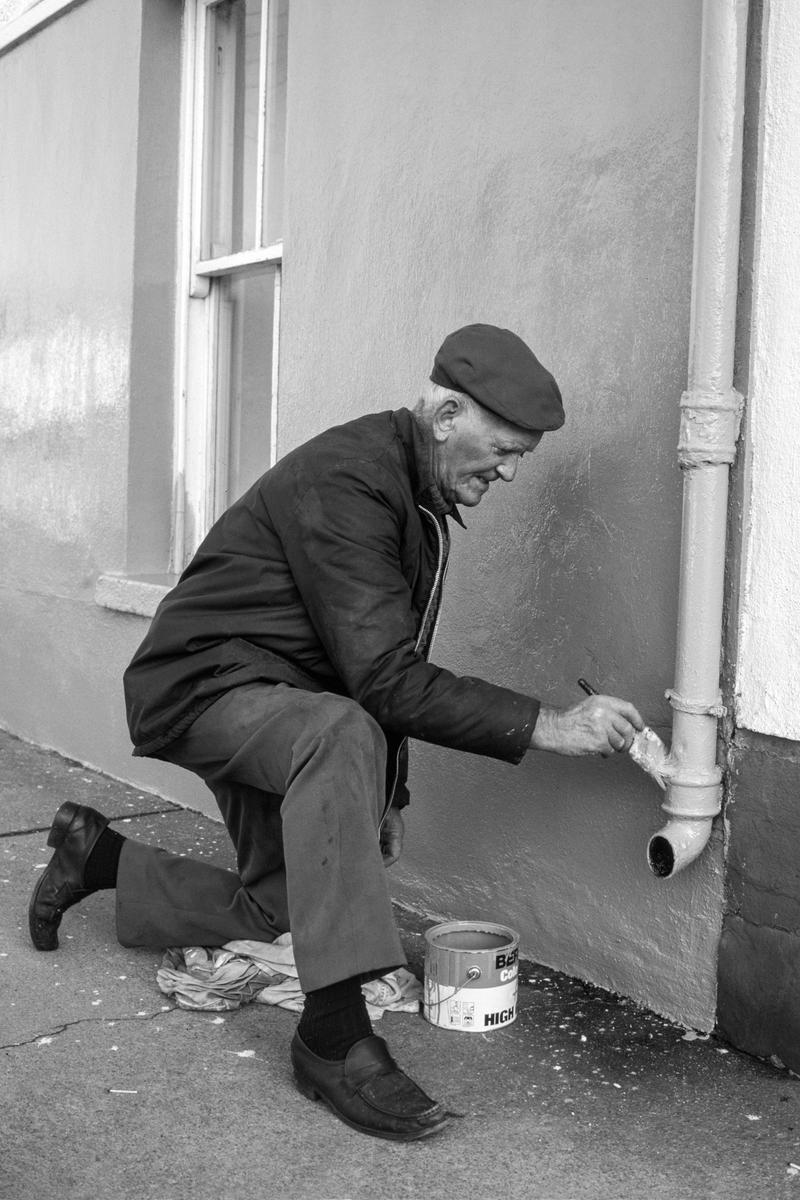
[173,0,284,572]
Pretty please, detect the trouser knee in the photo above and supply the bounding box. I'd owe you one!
[305,695,387,770]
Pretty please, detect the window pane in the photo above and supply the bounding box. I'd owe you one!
[203,0,263,258]
[262,0,289,245]
[215,267,276,507]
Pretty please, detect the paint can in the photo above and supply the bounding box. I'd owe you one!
[423,920,520,1033]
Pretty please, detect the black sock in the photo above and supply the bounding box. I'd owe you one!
[84,826,125,891]
[297,975,373,1061]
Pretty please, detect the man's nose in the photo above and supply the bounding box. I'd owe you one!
[497,457,520,482]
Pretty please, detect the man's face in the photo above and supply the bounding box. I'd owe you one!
[434,400,543,507]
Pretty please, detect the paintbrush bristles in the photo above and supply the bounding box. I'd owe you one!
[629,727,669,790]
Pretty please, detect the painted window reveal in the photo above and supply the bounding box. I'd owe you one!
[176,0,288,568]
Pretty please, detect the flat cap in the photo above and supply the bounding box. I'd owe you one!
[430,323,564,432]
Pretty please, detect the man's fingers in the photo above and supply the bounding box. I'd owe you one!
[609,699,644,731]
[610,716,638,751]
[381,834,400,861]
[380,809,404,867]
[603,699,644,753]
[591,699,645,754]
[381,837,400,866]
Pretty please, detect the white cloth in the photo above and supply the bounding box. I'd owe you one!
[157,932,422,1018]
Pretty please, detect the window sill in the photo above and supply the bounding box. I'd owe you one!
[95,573,177,618]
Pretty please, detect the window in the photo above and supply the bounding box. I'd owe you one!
[175,0,288,568]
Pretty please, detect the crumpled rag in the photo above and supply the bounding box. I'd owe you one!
[157,932,423,1019]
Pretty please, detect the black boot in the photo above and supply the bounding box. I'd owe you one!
[28,801,111,951]
[291,1032,451,1142]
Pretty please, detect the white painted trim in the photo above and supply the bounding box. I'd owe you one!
[194,243,283,276]
[0,0,87,58]
[254,0,270,229]
[189,0,211,298]
[270,264,281,466]
[95,574,176,619]
[172,0,199,572]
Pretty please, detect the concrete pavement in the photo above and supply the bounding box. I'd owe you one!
[2,729,799,1200]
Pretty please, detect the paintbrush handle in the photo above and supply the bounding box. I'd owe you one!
[577,678,598,696]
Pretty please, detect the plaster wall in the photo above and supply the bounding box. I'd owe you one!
[0,0,204,809]
[0,0,728,1027]
[0,0,135,594]
[280,1,720,1025]
[735,0,800,741]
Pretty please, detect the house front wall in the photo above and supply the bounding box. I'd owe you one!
[0,0,138,752]
[1,0,733,1030]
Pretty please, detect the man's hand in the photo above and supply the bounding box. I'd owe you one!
[380,807,405,867]
[529,696,644,757]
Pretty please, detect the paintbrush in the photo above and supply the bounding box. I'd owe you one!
[577,678,669,790]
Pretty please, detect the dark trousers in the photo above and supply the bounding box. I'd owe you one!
[115,682,406,992]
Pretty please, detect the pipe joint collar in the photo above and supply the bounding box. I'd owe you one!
[660,782,722,822]
[677,387,744,468]
[666,687,727,718]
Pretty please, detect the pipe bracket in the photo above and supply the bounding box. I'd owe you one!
[677,387,744,468]
[665,688,727,718]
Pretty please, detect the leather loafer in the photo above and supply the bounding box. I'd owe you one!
[290,1031,450,1141]
[28,801,110,951]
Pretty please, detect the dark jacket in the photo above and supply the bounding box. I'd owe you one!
[123,408,541,803]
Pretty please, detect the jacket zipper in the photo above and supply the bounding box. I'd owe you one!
[415,506,449,656]
[380,505,448,831]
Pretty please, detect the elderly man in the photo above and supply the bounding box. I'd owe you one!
[29,324,643,1142]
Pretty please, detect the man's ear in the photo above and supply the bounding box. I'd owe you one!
[431,394,464,443]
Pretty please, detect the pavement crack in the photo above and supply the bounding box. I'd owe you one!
[1,1004,182,1050]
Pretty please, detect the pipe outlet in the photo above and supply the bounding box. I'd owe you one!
[647,816,714,878]
[646,769,722,878]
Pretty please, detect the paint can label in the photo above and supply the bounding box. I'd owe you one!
[424,978,518,1031]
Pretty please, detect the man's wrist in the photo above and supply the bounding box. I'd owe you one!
[529,704,560,752]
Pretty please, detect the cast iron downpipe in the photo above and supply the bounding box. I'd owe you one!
[647,0,748,877]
